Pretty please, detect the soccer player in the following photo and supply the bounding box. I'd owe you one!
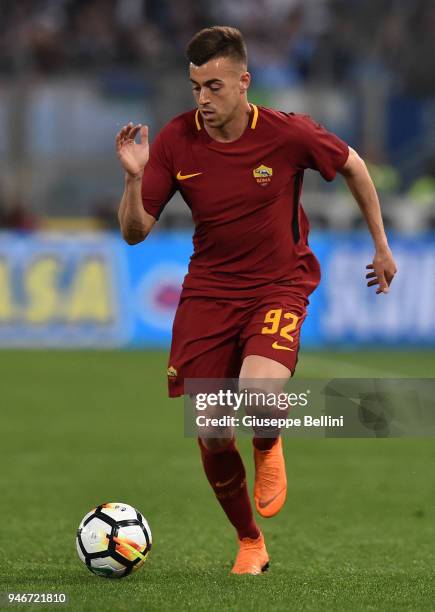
[116,26,397,575]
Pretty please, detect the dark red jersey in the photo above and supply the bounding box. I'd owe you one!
[141,104,349,298]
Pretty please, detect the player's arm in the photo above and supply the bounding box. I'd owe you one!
[339,147,397,294]
[118,177,156,245]
[116,122,155,245]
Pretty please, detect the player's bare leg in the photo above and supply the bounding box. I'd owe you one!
[239,355,291,518]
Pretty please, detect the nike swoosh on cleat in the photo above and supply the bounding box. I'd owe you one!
[176,170,203,180]
[258,489,285,508]
[272,341,294,351]
[215,473,239,488]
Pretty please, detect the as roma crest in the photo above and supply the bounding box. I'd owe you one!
[253,164,273,187]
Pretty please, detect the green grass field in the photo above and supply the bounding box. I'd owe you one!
[1,350,435,611]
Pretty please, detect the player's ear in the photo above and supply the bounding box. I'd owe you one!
[240,71,251,93]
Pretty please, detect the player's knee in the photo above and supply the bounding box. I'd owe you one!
[240,386,287,418]
[198,437,233,453]
[240,386,288,439]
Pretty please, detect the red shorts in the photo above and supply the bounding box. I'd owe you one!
[167,290,309,397]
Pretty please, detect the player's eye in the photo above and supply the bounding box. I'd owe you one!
[210,85,222,92]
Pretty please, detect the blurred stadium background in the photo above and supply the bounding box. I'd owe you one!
[0,0,434,351]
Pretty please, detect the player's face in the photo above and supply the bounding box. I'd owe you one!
[189,57,250,128]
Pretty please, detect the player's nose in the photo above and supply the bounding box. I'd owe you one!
[198,88,209,105]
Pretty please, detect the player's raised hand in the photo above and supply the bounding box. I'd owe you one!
[115,122,149,178]
[366,247,397,294]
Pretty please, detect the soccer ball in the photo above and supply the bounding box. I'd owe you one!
[76,502,152,579]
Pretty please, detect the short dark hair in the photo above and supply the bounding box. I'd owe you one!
[186,26,247,67]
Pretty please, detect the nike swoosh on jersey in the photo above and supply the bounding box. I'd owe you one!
[176,170,203,180]
[258,488,286,508]
[272,341,294,351]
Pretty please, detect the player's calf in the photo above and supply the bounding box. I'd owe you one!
[198,438,261,541]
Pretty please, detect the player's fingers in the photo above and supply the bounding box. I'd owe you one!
[120,122,133,139]
[124,122,134,138]
[366,264,374,270]
[116,127,130,150]
[118,123,138,148]
[117,128,131,147]
[385,268,396,285]
[117,126,130,145]
[140,125,149,145]
[128,124,141,140]
[367,279,379,287]
[377,272,389,294]
[365,272,376,279]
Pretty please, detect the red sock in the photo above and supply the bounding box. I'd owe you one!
[198,438,260,540]
[253,437,279,451]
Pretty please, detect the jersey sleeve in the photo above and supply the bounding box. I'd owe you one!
[141,128,177,220]
[290,114,349,181]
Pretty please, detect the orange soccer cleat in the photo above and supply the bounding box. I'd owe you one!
[230,532,269,575]
[254,437,287,518]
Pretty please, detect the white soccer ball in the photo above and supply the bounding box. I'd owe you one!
[76,502,152,579]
